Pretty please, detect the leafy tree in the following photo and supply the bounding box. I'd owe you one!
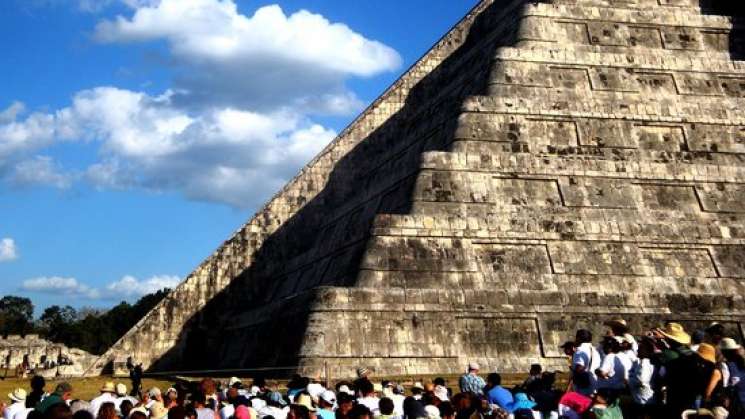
[30,288,172,355]
[0,296,34,336]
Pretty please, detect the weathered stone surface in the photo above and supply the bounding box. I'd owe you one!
[91,0,745,378]
[0,335,97,378]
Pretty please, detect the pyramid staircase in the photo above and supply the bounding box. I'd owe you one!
[90,0,745,378]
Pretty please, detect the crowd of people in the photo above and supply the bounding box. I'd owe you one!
[1,319,743,419]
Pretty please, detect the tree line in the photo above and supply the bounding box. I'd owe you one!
[0,290,170,355]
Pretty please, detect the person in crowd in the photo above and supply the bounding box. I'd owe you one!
[44,403,72,419]
[721,338,745,411]
[706,324,726,347]
[114,384,136,412]
[258,392,288,419]
[4,389,28,419]
[572,329,601,396]
[71,407,91,419]
[458,363,485,395]
[402,397,426,419]
[90,383,118,417]
[595,336,627,392]
[355,380,379,415]
[26,377,46,411]
[191,393,215,419]
[409,385,423,402]
[119,400,133,419]
[315,391,335,419]
[519,365,542,392]
[627,336,657,417]
[127,360,143,398]
[375,398,395,419]
[587,389,622,419]
[528,372,560,416]
[95,403,116,419]
[483,373,511,413]
[347,405,371,419]
[165,389,179,410]
[604,319,637,354]
[36,383,73,414]
[698,344,724,406]
[436,402,454,419]
[335,393,354,419]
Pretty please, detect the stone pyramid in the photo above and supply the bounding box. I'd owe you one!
[90,0,745,378]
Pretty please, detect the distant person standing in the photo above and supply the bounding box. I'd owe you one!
[127,358,143,397]
[458,362,486,395]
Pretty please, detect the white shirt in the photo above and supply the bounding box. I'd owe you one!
[220,405,235,419]
[572,342,601,393]
[357,397,380,415]
[390,394,406,416]
[4,402,26,419]
[597,353,626,390]
[617,351,634,382]
[12,408,32,419]
[728,362,745,405]
[629,358,655,404]
[90,393,118,416]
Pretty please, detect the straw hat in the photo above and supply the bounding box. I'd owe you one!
[116,383,128,397]
[697,343,717,364]
[8,388,27,403]
[101,382,116,393]
[604,319,629,332]
[659,323,691,345]
[720,337,742,351]
[292,394,316,412]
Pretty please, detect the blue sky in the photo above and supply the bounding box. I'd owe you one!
[0,0,476,312]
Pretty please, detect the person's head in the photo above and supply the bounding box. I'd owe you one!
[433,378,445,387]
[411,383,424,396]
[336,393,354,415]
[149,388,163,402]
[30,375,46,392]
[184,407,197,419]
[486,373,501,387]
[120,401,134,419]
[168,406,186,419]
[199,379,216,397]
[560,341,576,357]
[575,329,592,344]
[96,403,117,419]
[227,387,239,402]
[438,402,455,419]
[637,336,656,359]
[451,393,471,411]
[287,405,311,419]
[529,364,542,376]
[130,411,147,419]
[44,403,72,419]
[253,377,267,391]
[349,405,372,419]
[602,336,621,354]
[467,362,479,374]
[706,323,726,345]
[191,392,206,408]
[357,379,374,397]
[402,397,426,419]
[379,398,394,416]
[55,383,73,401]
[593,389,617,406]
[318,391,336,410]
[539,372,556,391]
[72,410,92,419]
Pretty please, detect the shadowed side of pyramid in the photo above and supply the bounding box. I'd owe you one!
[89,0,745,378]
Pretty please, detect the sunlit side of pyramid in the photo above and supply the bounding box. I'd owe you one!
[89,0,745,378]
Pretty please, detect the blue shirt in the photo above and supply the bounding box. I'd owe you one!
[459,373,486,395]
[317,409,335,419]
[487,386,514,412]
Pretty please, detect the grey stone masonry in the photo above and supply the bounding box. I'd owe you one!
[90,0,745,379]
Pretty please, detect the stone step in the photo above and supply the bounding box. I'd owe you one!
[489,60,745,98]
[516,3,735,55]
[361,225,745,279]
[461,94,745,125]
[550,0,701,10]
[493,46,745,73]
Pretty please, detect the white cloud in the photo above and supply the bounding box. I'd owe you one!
[1,87,335,207]
[9,156,74,189]
[21,276,100,299]
[0,1,397,209]
[21,274,179,301]
[94,1,401,112]
[0,102,25,124]
[105,274,180,298]
[0,238,18,262]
